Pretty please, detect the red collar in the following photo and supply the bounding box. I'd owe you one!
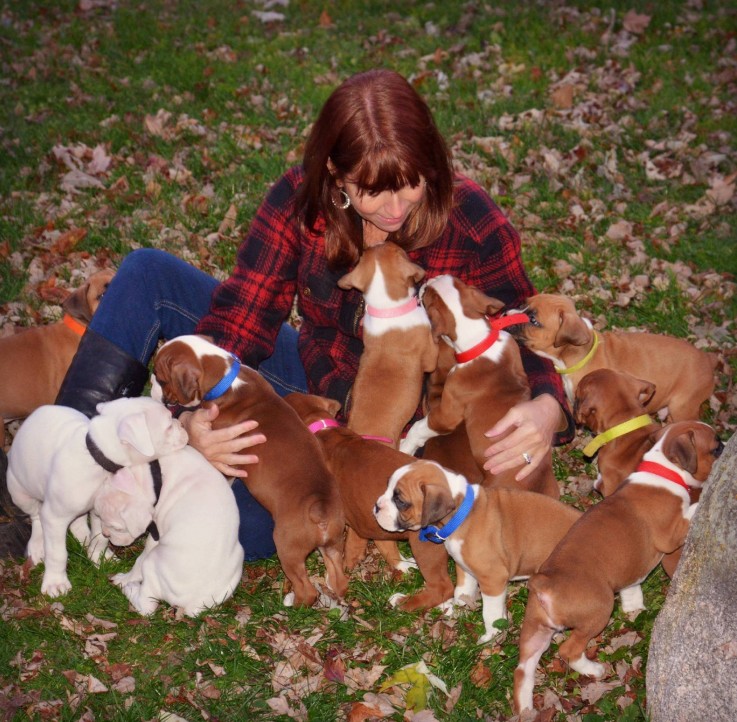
[636,460,691,491]
[63,313,87,337]
[365,296,419,319]
[454,313,529,364]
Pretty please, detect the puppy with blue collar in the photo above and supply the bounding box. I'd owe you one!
[374,459,581,643]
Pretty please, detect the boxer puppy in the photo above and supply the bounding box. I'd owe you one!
[0,268,115,426]
[401,275,559,499]
[508,293,717,421]
[374,460,582,642]
[285,392,455,612]
[96,445,243,617]
[151,335,348,608]
[513,421,723,714]
[6,396,188,596]
[574,368,693,578]
[337,241,438,448]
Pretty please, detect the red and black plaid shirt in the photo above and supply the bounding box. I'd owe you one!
[196,166,573,443]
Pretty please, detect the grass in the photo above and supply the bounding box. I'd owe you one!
[1,1,736,720]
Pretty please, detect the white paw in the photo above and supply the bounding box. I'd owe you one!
[111,572,131,588]
[27,535,44,564]
[570,654,605,679]
[477,627,500,645]
[619,584,645,613]
[41,574,72,597]
[439,599,458,616]
[388,592,407,608]
[399,437,418,455]
[395,553,418,573]
[283,592,295,607]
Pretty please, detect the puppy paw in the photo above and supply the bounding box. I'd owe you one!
[569,654,606,679]
[283,592,295,607]
[619,583,645,613]
[41,575,72,597]
[477,628,500,645]
[111,572,131,588]
[27,536,44,564]
[388,592,407,608]
[395,553,418,573]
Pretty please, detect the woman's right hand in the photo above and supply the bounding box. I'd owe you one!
[180,404,266,477]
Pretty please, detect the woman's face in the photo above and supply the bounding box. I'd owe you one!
[341,178,426,234]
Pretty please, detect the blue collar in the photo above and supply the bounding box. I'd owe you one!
[203,354,241,401]
[419,484,475,544]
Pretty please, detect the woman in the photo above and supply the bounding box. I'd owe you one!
[53,69,572,559]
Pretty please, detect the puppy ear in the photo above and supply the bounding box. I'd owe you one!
[398,255,426,285]
[337,261,371,292]
[636,379,657,407]
[61,282,93,322]
[420,483,456,528]
[664,429,698,475]
[117,412,156,457]
[319,396,342,417]
[171,359,204,403]
[554,310,591,348]
[464,287,504,319]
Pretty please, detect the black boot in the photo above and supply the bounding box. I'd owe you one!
[0,446,31,559]
[55,328,150,418]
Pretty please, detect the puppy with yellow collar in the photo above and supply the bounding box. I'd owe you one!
[374,459,581,642]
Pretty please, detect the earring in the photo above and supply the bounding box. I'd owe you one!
[333,189,351,209]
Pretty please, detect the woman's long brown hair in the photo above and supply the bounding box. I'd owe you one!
[297,69,454,269]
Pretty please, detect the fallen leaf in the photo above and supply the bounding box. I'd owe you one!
[623,10,651,35]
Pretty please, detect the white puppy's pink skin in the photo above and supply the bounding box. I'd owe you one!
[109,445,243,617]
[6,397,188,597]
[513,421,723,714]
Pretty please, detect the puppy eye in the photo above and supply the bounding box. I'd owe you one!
[393,492,410,512]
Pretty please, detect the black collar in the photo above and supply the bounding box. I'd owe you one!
[85,433,123,473]
[146,459,163,541]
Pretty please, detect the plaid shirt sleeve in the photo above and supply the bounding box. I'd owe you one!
[412,175,574,444]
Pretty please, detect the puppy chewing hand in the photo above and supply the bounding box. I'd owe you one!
[182,405,266,477]
[483,396,560,481]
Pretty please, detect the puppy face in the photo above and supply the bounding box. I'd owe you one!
[508,293,592,355]
[374,460,460,532]
[94,467,154,546]
[655,421,724,486]
[93,396,189,464]
[62,268,115,323]
[574,368,657,431]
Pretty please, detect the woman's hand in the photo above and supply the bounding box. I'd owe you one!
[482,394,564,481]
[180,404,266,477]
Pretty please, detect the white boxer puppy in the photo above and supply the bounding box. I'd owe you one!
[102,445,244,617]
[6,397,188,597]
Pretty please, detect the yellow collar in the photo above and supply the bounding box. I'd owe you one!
[556,331,600,375]
[582,414,654,457]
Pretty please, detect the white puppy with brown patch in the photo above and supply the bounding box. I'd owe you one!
[7,397,188,597]
[98,445,244,617]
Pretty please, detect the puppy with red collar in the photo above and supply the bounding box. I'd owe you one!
[285,392,455,612]
[374,459,581,641]
[151,334,348,608]
[337,241,438,448]
[0,268,115,426]
[400,274,559,498]
[508,293,717,422]
[513,420,723,714]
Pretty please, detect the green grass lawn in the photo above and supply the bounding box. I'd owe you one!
[1,1,735,720]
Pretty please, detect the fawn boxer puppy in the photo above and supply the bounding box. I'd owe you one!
[97,445,244,617]
[401,275,559,498]
[513,421,723,714]
[0,268,115,425]
[6,396,188,596]
[337,241,438,448]
[151,335,348,608]
[284,392,455,612]
[374,460,581,642]
[508,293,717,421]
[574,368,692,578]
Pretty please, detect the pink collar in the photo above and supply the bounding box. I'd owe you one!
[636,460,691,491]
[365,296,419,319]
[454,313,529,364]
[307,418,392,444]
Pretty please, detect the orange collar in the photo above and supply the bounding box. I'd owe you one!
[63,314,87,337]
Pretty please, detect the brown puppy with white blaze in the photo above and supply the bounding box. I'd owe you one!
[508,293,717,422]
[151,334,348,608]
[0,268,115,426]
[285,392,456,612]
[401,274,559,499]
[513,421,723,714]
[574,368,693,579]
[374,459,581,642]
[337,241,439,449]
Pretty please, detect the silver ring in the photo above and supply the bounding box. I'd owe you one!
[522,452,532,465]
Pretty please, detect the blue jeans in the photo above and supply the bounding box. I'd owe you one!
[91,248,308,561]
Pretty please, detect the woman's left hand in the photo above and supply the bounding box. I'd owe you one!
[482,394,564,481]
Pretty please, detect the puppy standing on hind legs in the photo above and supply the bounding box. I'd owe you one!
[513,421,723,714]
